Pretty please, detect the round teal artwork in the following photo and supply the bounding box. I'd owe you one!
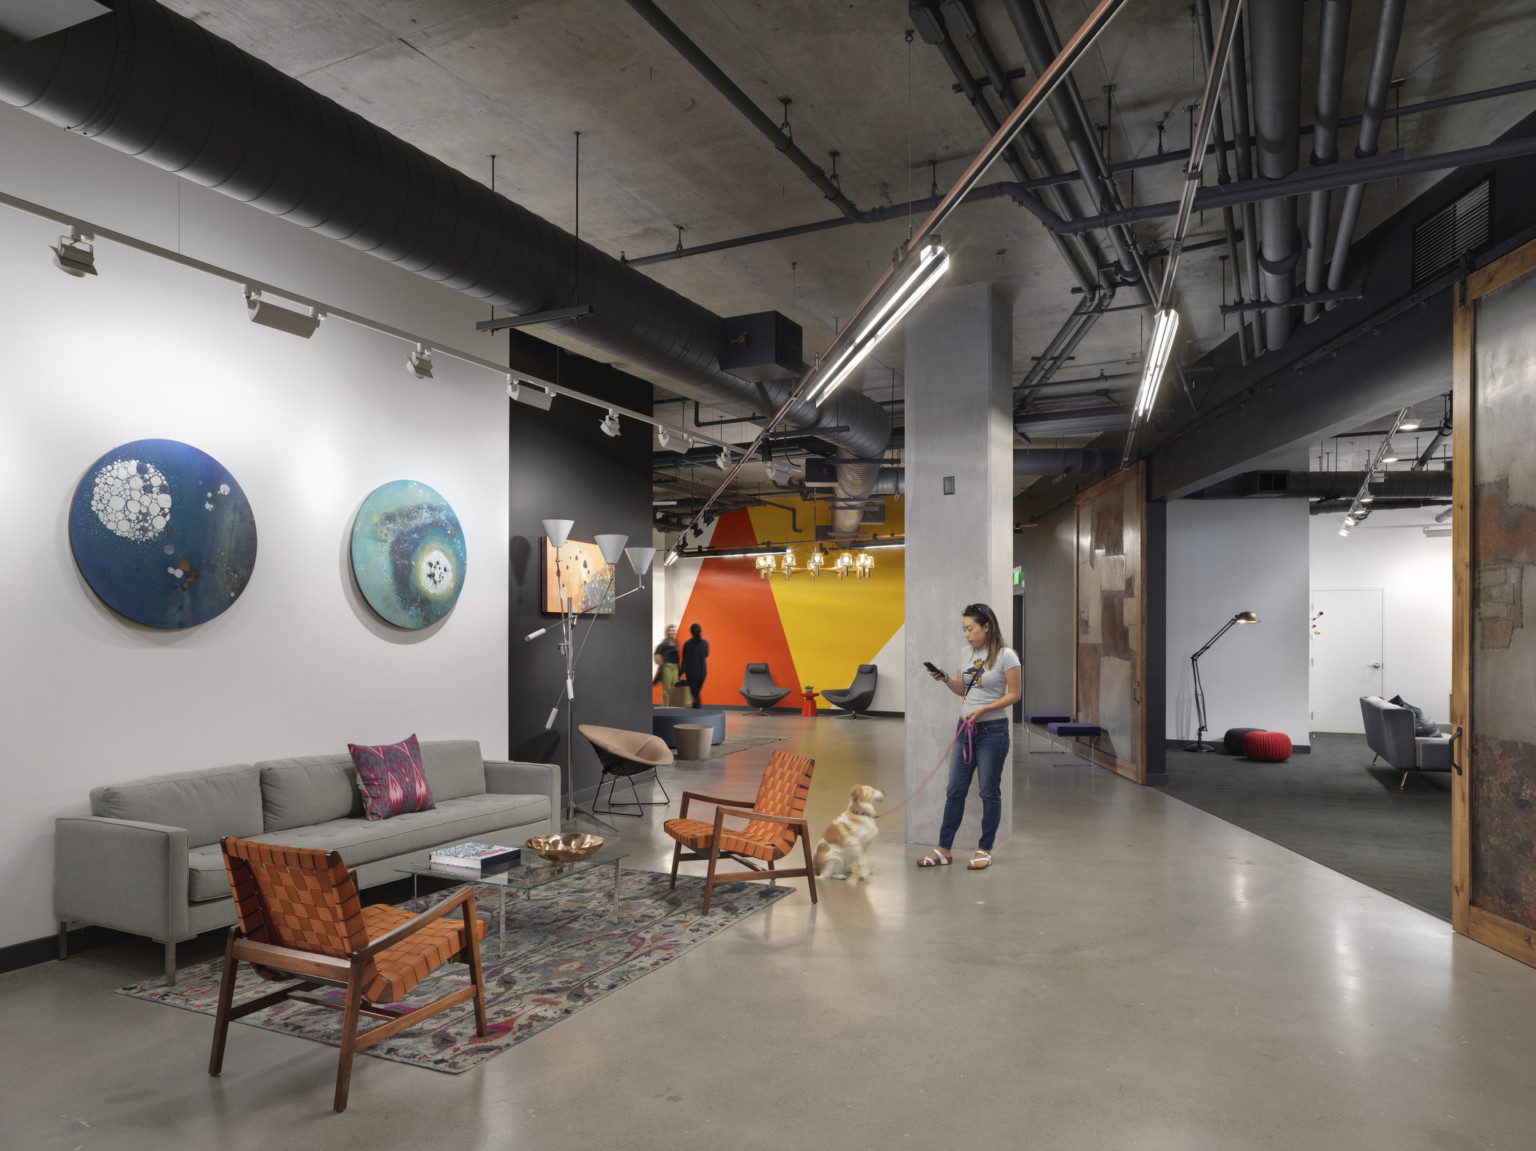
[350,480,466,628]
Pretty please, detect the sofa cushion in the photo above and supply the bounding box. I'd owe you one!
[258,753,365,832]
[418,740,487,800]
[188,843,233,902]
[1389,694,1440,737]
[91,764,261,849]
[246,793,552,869]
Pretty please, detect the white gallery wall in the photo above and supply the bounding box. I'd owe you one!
[1309,507,1452,725]
[0,107,511,949]
[1166,500,1311,747]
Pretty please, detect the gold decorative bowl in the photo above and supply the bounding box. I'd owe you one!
[524,833,605,863]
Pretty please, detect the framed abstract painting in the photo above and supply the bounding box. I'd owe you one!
[542,537,614,615]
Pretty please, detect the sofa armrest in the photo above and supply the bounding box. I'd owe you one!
[484,760,560,822]
[1415,735,1453,770]
[55,816,191,942]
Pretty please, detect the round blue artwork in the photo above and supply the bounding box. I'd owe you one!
[350,480,467,629]
[68,439,258,629]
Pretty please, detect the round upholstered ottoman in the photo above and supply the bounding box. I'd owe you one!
[1224,727,1263,755]
[652,707,725,749]
[1242,731,1293,761]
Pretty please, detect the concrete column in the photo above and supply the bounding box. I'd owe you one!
[904,282,1014,848]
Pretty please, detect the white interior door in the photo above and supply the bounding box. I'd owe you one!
[1309,588,1385,733]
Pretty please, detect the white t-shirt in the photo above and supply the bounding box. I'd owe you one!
[958,644,1020,714]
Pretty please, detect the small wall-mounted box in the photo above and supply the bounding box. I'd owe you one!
[722,311,804,382]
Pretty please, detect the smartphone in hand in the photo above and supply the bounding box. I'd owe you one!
[922,661,945,679]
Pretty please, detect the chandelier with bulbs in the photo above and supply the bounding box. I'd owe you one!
[756,548,873,580]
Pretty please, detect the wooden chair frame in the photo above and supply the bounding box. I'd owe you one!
[668,791,818,914]
[208,874,488,1112]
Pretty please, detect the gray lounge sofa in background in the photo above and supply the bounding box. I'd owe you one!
[1359,696,1457,787]
[55,740,559,982]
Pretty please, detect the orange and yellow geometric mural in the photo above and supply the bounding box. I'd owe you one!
[659,495,905,711]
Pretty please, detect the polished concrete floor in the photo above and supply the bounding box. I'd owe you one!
[4,715,1535,1149]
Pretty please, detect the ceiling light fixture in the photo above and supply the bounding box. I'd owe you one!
[1399,420,1421,431]
[656,426,670,448]
[599,408,621,438]
[808,242,951,407]
[1380,442,1399,463]
[1133,308,1180,420]
[245,289,322,338]
[406,344,433,380]
[51,227,97,277]
[715,449,731,470]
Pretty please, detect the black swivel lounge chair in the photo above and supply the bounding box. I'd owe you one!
[822,664,878,719]
[739,663,792,714]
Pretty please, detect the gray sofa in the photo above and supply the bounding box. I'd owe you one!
[55,740,559,982]
[1359,696,1454,787]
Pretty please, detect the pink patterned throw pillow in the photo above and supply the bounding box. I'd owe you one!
[348,734,435,820]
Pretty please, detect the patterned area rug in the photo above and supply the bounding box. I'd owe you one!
[117,869,788,1073]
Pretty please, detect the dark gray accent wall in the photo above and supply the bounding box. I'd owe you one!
[1015,502,1076,715]
[507,346,653,804]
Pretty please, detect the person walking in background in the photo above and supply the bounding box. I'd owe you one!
[918,602,1020,871]
[680,622,709,708]
[654,624,680,701]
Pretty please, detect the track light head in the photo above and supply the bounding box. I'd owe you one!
[52,229,97,277]
[656,426,670,449]
[406,344,433,379]
[715,449,731,470]
[599,408,621,438]
[245,289,322,338]
[509,378,555,410]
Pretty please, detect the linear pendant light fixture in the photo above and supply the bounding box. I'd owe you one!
[807,242,952,407]
[1133,308,1179,419]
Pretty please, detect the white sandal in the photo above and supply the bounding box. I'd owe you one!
[916,848,952,867]
[967,851,992,870]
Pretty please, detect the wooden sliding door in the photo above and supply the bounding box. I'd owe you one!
[1074,464,1147,783]
[1452,238,1536,966]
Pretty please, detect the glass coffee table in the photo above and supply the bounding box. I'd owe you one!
[397,849,629,950]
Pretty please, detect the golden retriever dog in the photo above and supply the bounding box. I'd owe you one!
[813,785,886,882]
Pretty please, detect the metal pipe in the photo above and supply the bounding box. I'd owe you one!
[1305,0,1354,323]
[1413,423,1451,470]
[1194,0,1251,362]
[1327,0,1407,306]
[620,0,861,219]
[1225,11,1266,350]
[1249,0,1303,351]
[1001,0,1151,304]
[919,5,1101,292]
[1043,136,1536,231]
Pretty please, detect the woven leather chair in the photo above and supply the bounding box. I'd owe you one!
[739,662,792,714]
[579,724,673,816]
[822,664,879,719]
[209,837,489,1112]
[663,749,818,913]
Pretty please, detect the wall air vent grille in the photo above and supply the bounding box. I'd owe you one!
[1412,177,1491,286]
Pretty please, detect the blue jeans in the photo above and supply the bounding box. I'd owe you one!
[938,718,1010,851]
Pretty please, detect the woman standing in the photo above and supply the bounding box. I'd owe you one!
[680,622,709,708]
[654,624,680,701]
[918,603,1021,870]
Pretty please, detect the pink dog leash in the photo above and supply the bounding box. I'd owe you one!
[871,716,977,820]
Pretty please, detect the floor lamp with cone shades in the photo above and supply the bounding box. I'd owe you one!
[1185,611,1260,752]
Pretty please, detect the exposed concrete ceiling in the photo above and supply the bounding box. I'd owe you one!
[162,0,1536,429]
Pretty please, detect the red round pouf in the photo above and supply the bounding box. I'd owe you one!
[1242,731,1293,761]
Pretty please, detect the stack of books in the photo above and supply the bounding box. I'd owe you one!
[429,842,521,871]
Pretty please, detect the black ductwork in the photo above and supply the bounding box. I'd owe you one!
[1014,449,1109,476]
[1189,469,1452,500]
[0,0,893,532]
[1249,0,1303,351]
[1309,497,1449,515]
